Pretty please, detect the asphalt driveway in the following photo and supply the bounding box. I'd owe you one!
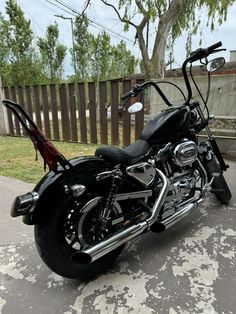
[0,160,235,314]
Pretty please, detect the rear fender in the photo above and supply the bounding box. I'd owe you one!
[23,156,109,225]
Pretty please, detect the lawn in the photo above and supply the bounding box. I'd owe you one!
[0,136,99,183]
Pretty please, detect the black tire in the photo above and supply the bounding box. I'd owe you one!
[34,195,124,279]
[204,156,232,204]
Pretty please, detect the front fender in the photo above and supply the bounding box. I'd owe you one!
[23,156,108,225]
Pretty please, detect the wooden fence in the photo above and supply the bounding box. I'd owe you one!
[2,78,148,147]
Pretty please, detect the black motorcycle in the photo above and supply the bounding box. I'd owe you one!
[3,41,231,279]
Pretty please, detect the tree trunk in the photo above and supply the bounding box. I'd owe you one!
[144,0,183,79]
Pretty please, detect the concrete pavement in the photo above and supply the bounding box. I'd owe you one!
[0,160,235,314]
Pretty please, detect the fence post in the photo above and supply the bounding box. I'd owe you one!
[0,78,8,134]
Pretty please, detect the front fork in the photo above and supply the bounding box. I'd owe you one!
[196,105,229,172]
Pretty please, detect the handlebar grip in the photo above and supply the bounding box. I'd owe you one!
[207,41,222,52]
[121,90,134,100]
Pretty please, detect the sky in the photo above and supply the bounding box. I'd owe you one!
[1,0,236,76]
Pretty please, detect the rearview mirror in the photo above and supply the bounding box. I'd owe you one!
[207,57,225,72]
[127,102,143,113]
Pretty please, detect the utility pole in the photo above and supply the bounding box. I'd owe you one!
[55,15,77,77]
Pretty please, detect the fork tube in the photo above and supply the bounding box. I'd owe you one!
[196,106,228,171]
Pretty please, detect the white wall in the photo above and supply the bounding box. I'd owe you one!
[149,74,236,118]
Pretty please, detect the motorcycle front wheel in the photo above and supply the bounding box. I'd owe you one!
[204,156,232,204]
[34,192,124,279]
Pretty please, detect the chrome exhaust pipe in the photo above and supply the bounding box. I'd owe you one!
[150,202,197,232]
[71,169,169,265]
[150,194,205,233]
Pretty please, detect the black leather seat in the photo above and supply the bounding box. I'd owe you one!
[95,139,149,165]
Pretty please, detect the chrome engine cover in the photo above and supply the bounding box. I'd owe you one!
[126,162,156,187]
[173,140,198,167]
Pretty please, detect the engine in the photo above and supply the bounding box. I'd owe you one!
[172,140,198,167]
[156,139,200,219]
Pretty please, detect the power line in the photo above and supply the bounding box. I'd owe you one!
[18,0,45,34]
[45,0,75,17]
[38,0,60,15]
[48,0,148,52]
[54,0,136,43]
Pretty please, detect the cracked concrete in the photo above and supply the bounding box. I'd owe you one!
[0,160,235,314]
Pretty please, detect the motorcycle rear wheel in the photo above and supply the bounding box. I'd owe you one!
[204,156,232,204]
[34,193,124,279]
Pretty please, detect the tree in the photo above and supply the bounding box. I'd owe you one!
[110,40,139,78]
[71,13,140,81]
[37,23,67,82]
[90,30,111,80]
[0,13,10,83]
[2,0,43,85]
[85,0,235,79]
[72,14,92,80]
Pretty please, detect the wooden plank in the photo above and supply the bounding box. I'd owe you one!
[17,86,27,136]
[99,81,108,144]
[32,85,42,130]
[3,87,14,135]
[49,84,60,140]
[68,83,78,142]
[78,83,87,143]
[110,80,119,145]
[134,79,144,140]
[25,86,33,119]
[41,85,51,138]
[59,84,70,141]
[10,86,21,135]
[122,80,131,146]
[88,82,97,144]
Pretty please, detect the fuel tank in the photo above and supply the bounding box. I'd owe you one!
[141,106,191,144]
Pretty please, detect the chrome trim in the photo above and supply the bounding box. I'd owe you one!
[115,190,152,201]
[152,159,208,232]
[161,202,197,230]
[80,190,153,214]
[146,169,169,227]
[173,140,198,167]
[70,184,86,197]
[80,197,101,214]
[11,191,39,217]
[71,169,169,265]
[126,162,156,187]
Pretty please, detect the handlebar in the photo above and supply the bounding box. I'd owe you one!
[121,42,225,107]
[189,41,223,63]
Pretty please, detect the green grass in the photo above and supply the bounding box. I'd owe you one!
[0,136,99,183]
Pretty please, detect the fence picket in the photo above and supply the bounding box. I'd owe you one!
[88,82,97,144]
[3,87,14,135]
[59,84,70,141]
[33,85,42,130]
[41,85,51,138]
[78,83,87,143]
[135,79,144,140]
[110,80,119,145]
[10,87,21,135]
[99,81,108,144]
[49,84,60,140]
[25,86,33,119]
[122,80,131,146]
[17,86,27,136]
[68,83,78,142]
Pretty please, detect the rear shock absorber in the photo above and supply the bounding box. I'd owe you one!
[99,169,123,223]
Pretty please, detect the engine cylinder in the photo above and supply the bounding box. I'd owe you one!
[172,140,198,167]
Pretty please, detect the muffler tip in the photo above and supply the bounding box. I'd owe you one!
[71,251,92,265]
